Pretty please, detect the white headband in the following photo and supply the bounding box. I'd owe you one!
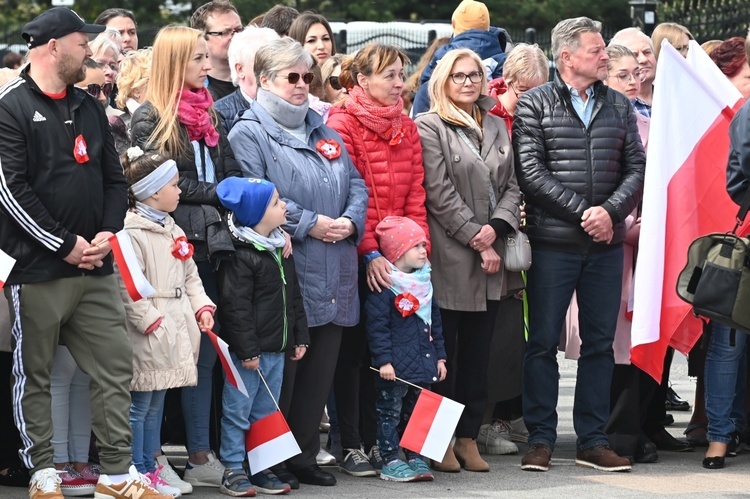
[131,159,179,201]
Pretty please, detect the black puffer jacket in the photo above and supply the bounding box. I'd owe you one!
[130,102,242,262]
[217,235,309,360]
[512,73,645,253]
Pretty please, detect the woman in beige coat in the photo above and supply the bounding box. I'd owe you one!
[416,48,523,473]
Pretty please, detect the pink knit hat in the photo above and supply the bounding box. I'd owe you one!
[375,216,427,264]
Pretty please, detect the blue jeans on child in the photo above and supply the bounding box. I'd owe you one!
[220,352,285,470]
[130,390,167,474]
[376,383,423,463]
[705,322,747,444]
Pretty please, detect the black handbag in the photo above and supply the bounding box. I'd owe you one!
[676,188,750,331]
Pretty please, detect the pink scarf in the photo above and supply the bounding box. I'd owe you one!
[176,87,219,147]
[344,85,404,144]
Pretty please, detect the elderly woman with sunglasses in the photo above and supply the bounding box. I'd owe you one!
[228,37,367,488]
[416,48,523,473]
[323,43,430,476]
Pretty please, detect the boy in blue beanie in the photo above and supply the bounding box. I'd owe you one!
[215,177,310,496]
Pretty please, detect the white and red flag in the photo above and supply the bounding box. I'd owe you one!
[245,410,301,474]
[205,329,249,398]
[109,231,155,302]
[400,389,464,462]
[0,248,15,289]
[630,40,748,381]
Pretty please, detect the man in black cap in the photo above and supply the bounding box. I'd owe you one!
[0,8,170,499]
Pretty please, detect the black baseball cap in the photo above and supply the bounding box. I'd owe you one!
[22,7,105,49]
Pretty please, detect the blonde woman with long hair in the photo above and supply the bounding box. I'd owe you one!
[129,25,241,492]
[416,48,523,473]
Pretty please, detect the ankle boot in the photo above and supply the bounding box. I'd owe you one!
[431,442,461,472]
[454,437,490,472]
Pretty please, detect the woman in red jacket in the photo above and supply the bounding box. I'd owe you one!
[326,43,430,476]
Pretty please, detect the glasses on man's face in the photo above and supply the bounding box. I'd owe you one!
[610,70,644,84]
[85,83,113,98]
[327,76,342,90]
[96,60,118,73]
[205,27,244,39]
[278,72,315,85]
[449,71,483,85]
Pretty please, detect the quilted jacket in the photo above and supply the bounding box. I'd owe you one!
[214,88,251,135]
[512,73,646,253]
[365,288,446,386]
[327,107,430,257]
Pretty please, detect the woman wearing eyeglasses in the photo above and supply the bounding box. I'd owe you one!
[416,48,523,473]
[228,37,367,488]
[129,25,242,492]
[323,43,430,477]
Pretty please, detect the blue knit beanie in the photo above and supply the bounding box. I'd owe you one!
[217,177,276,228]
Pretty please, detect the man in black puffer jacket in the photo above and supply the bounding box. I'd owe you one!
[512,17,645,473]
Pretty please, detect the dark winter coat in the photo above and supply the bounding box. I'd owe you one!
[512,72,646,253]
[214,88,251,136]
[366,289,446,386]
[217,238,309,360]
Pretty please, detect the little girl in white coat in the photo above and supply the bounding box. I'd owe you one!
[115,147,215,497]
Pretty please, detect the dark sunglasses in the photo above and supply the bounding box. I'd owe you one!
[327,76,342,90]
[86,83,113,98]
[278,72,315,85]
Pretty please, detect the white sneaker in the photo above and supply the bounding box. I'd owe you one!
[508,417,530,443]
[29,468,63,499]
[154,456,193,494]
[146,467,182,498]
[477,422,519,455]
[316,448,337,466]
[182,451,225,488]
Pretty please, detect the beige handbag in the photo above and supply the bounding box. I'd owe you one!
[504,231,532,272]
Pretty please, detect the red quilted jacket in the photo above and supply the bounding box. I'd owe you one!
[327,106,431,257]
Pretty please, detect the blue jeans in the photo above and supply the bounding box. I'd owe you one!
[220,352,285,470]
[705,322,747,444]
[523,247,623,451]
[375,383,422,464]
[130,390,167,474]
[182,262,219,454]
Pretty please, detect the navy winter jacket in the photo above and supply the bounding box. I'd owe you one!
[366,289,446,386]
[214,88,251,136]
[411,27,509,117]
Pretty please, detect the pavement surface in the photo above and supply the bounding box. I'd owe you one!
[3,354,748,498]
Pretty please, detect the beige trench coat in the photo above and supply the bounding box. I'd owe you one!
[416,96,524,312]
[115,211,214,392]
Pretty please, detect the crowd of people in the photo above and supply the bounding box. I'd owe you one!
[0,0,749,498]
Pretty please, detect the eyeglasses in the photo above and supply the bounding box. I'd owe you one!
[449,71,483,85]
[95,60,118,73]
[278,72,315,85]
[85,83,113,98]
[327,76,342,90]
[205,27,244,39]
[509,82,531,98]
[609,70,644,84]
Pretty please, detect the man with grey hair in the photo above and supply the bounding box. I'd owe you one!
[609,27,657,117]
[214,26,280,134]
[513,16,645,473]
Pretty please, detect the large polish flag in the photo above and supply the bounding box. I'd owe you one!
[0,248,15,289]
[400,389,464,462]
[109,231,155,302]
[630,40,746,381]
[205,329,249,398]
[246,411,301,474]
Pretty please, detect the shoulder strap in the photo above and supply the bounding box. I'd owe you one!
[735,186,750,229]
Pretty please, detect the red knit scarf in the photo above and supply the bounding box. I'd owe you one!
[176,87,219,147]
[344,85,404,144]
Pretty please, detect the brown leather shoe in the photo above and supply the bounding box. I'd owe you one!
[431,442,460,473]
[575,445,632,472]
[453,437,490,472]
[521,443,552,471]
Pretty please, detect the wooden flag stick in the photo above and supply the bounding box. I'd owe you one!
[257,368,282,413]
[368,366,424,391]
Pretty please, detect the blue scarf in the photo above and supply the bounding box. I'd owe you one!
[388,262,433,326]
